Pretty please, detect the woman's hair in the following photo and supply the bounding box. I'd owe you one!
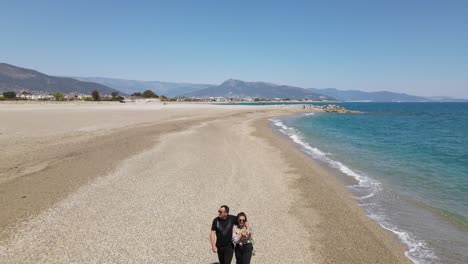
[237,212,247,222]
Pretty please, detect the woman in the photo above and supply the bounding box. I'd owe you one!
[232,212,254,264]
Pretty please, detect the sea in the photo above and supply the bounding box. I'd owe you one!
[234,102,468,264]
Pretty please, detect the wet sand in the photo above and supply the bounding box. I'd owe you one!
[0,102,410,263]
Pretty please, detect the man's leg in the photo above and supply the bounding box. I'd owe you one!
[217,246,225,264]
[223,244,234,264]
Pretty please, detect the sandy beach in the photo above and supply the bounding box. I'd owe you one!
[0,102,411,263]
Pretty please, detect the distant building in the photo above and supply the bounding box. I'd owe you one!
[125,96,161,103]
[17,93,54,100]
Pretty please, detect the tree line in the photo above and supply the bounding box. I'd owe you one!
[131,89,167,100]
[1,89,168,101]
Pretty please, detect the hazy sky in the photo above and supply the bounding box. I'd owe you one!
[1,0,467,98]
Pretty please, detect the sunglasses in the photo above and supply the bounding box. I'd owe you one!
[238,219,246,222]
[218,210,225,214]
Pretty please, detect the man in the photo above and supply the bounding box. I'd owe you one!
[210,205,237,264]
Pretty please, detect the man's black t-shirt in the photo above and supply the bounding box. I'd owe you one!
[211,215,237,247]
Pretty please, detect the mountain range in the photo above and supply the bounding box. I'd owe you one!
[1,63,467,102]
[182,79,334,100]
[84,77,467,102]
[73,77,216,97]
[0,63,119,95]
[307,88,431,102]
[74,78,334,100]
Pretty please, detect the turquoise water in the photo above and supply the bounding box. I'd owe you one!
[269,103,468,264]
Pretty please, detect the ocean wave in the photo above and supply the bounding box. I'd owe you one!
[271,117,379,190]
[368,213,439,264]
[269,117,437,264]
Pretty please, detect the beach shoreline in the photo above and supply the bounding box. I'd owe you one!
[0,103,410,263]
[253,115,411,264]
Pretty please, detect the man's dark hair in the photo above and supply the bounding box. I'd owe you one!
[237,212,247,222]
[220,205,229,214]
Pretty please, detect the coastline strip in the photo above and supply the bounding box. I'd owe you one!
[253,115,412,264]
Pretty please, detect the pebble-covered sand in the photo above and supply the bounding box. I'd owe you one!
[0,102,410,263]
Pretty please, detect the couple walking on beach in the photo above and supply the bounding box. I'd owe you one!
[210,205,254,264]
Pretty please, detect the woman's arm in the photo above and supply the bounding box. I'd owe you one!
[232,225,242,244]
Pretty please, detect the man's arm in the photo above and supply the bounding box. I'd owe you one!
[210,230,217,253]
[245,221,252,236]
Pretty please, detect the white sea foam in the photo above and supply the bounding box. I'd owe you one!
[368,213,438,264]
[357,192,376,200]
[269,117,437,264]
[271,117,378,189]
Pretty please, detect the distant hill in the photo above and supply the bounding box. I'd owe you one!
[427,96,468,102]
[3,63,466,101]
[67,75,468,102]
[307,88,431,102]
[0,63,120,95]
[73,77,216,97]
[183,79,335,100]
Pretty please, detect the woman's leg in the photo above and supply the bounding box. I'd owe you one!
[242,244,253,264]
[235,245,243,264]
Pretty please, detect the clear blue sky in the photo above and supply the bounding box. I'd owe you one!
[1,0,467,97]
